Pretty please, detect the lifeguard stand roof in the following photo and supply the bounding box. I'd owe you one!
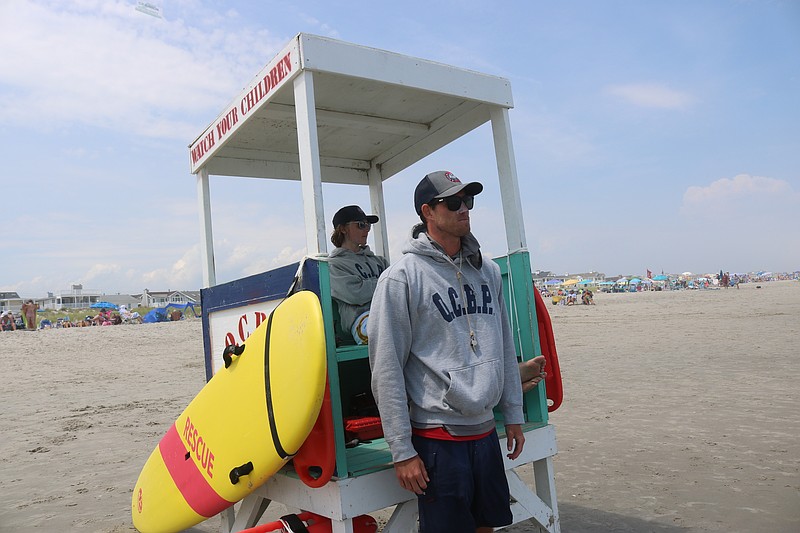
[189,33,513,184]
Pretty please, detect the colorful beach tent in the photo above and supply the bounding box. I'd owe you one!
[142,302,199,323]
[563,279,580,286]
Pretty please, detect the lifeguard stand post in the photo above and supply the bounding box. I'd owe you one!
[191,34,560,532]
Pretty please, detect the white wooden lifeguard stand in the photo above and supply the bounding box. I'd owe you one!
[190,33,560,533]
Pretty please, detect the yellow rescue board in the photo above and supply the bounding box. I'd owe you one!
[132,291,327,533]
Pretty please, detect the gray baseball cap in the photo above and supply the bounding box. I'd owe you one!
[414,171,483,215]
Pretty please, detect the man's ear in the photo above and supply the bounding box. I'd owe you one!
[420,203,433,220]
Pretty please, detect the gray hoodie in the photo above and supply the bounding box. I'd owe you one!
[328,246,389,331]
[368,225,524,463]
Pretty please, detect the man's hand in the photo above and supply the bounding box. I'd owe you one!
[394,455,429,494]
[505,424,525,460]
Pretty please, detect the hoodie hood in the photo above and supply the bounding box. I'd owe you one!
[405,223,483,269]
[329,245,376,259]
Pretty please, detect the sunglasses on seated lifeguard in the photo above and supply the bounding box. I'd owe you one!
[348,221,371,230]
[431,195,474,211]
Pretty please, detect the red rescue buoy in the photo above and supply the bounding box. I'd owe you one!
[239,511,377,533]
[534,287,564,412]
[293,379,336,487]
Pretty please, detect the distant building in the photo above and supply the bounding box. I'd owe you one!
[135,289,200,308]
[98,294,141,309]
[532,270,566,287]
[567,271,606,283]
[38,285,102,310]
[0,291,23,313]
[532,270,606,285]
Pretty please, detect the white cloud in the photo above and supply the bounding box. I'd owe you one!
[141,245,201,289]
[83,262,122,282]
[682,173,794,214]
[0,1,285,139]
[606,82,695,109]
[297,13,340,38]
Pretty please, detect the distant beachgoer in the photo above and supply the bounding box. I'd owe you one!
[1,311,16,331]
[582,289,594,305]
[21,300,38,330]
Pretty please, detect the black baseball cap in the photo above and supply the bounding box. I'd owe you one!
[332,205,379,228]
[414,171,483,215]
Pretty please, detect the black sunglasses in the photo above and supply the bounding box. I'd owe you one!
[431,195,474,211]
[348,220,371,230]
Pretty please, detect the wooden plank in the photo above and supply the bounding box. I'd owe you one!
[383,501,418,533]
[196,168,216,288]
[298,34,513,107]
[266,102,430,137]
[377,102,490,180]
[294,71,327,254]
[491,106,527,251]
[505,470,558,532]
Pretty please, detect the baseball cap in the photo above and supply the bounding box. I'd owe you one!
[332,205,379,228]
[414,171,483,215]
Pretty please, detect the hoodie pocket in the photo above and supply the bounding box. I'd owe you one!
[443,359,502,416]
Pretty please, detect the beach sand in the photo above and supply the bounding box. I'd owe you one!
[0,281,798,532]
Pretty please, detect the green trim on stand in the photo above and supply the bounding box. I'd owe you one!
[495,251,549,426]
[316,260,350,479]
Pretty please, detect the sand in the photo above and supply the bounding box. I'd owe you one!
[0,280,798,532]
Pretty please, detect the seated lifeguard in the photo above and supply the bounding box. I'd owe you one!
[328,205,389,344]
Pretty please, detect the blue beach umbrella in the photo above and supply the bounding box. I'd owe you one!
[90,301,119,309]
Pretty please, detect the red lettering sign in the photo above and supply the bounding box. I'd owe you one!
[239,52,293,117]
[190,130,216,165]
[191,48,295,172]
[225,311,267,346]
[182,416,215,478]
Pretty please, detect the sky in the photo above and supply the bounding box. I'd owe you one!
[1,0,798,298]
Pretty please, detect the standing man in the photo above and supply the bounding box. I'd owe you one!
[22,300,38,330]
[368,171,525,532]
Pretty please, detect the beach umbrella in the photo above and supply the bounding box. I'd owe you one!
[616,278,628,284]
[629,278,642,284]
[563,279,580,286]
[578,279,594,285]
[544,279,563,285]
[652,274,669,281]
[90,301,119,310]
